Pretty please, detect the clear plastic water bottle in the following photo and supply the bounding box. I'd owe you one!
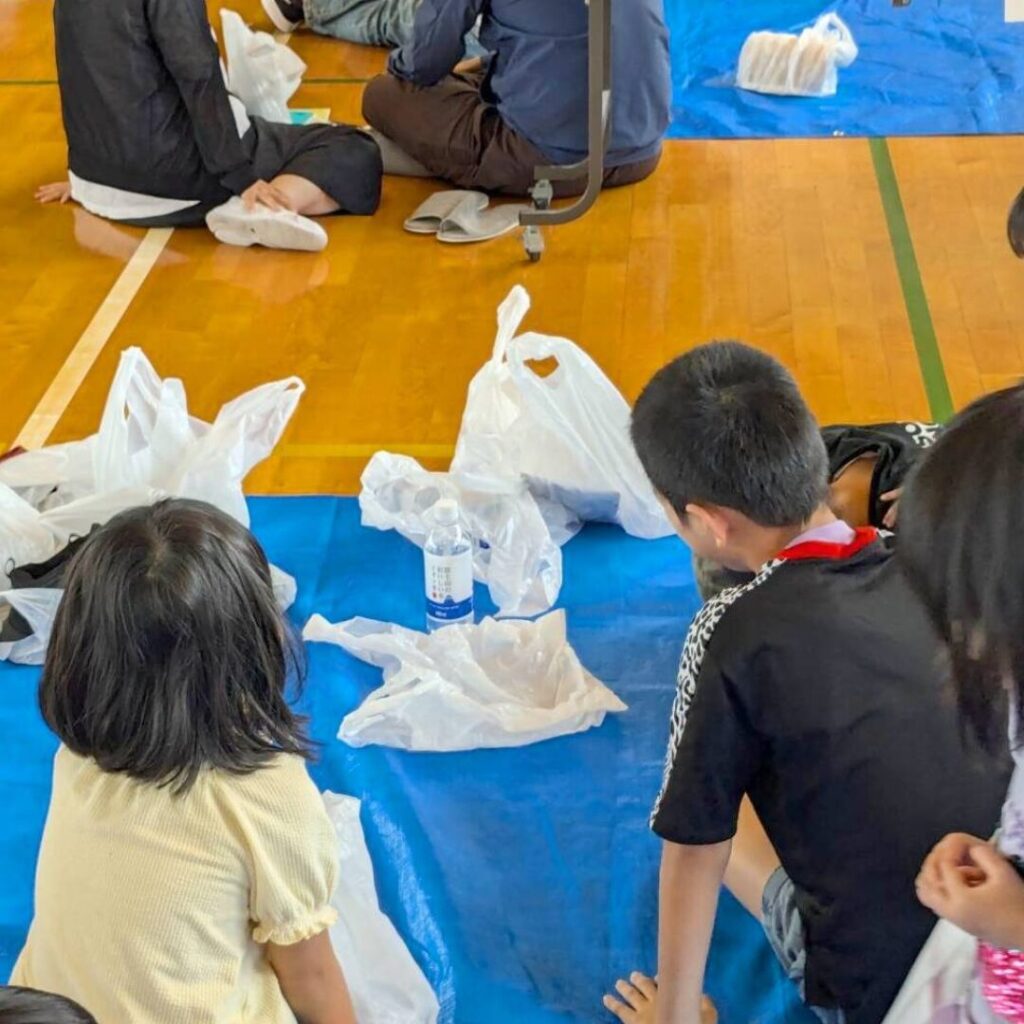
[424,498,475,631]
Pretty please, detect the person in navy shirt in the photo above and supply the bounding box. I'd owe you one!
[361,0,671,196]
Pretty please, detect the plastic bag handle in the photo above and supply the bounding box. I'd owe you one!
[93,348,178,490]
[504,331,588,389]
[491,286,531,364]
[812,12,858,66]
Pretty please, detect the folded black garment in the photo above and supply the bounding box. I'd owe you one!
[0,529,99,643]
[822,421,942,529]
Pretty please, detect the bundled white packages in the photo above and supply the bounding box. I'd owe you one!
[359,452,561,620]
[737,13,858,98]
[304,610,627,752]
[221,9,306,123]
[0,349,304,663]
[451,286,671,541]
[323,792,439,1024]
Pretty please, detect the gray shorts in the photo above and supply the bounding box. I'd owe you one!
[762,868,846,1024]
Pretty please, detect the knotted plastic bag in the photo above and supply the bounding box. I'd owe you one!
[304,610,627,752]
[737,13,858,99]
[323,792,440,1024]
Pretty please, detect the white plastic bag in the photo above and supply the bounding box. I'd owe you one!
[737,13,858,98]
[221,9,306,123]
[88,348,305,527]
[0,351,304,662]
[0,348,305,530]
[305,610,627,752]
[359,452,561,619]
[880,920,978,1023]
[0,484,61,587]
[323,792,439,1024]
[0,589,63,666]
[0,484,164,589]
[451,286,671,541]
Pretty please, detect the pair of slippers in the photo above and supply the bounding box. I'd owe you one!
[404,191,527,244]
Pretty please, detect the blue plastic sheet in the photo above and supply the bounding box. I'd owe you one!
[666,0,1024,139]
[0,496,815,1024]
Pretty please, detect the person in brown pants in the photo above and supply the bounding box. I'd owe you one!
[362,0,671,197]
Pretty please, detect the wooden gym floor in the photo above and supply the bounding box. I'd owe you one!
[3,0,1024,495]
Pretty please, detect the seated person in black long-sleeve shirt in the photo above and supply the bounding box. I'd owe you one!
[36,0,383,252]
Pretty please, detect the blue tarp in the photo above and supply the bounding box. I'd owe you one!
[0,496,815,1024]
[666,0,1024,139]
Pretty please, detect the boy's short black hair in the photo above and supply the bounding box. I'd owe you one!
[630,341,829,526]
[899,383,1024,750]
[40,499,310,794]
[0,987,96,1024]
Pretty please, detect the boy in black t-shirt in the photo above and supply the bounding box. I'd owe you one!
[603,343,1007,1024]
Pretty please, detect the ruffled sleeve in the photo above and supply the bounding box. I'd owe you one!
[230,755,339,946]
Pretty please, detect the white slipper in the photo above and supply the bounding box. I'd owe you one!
[403,190,488,235]
[206,197,327,252]
[436,201,527,244]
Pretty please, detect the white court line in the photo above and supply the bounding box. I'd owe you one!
[15,228,173,450]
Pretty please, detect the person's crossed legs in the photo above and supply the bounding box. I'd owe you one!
[362,71,660,197]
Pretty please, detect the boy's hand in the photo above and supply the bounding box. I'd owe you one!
[880,488,902,529]
[36,181,71,204]
[603,974,716,1024]
[604,973,658,1023]
[917,843,1024,950]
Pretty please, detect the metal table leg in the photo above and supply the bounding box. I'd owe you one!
[520,0,612,262]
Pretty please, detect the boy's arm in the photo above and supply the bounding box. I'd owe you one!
[656,839,731,1024]
[144,0,258,195]
[268,931,357,1024]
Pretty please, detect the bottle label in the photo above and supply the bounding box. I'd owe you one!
[425,552,474,621]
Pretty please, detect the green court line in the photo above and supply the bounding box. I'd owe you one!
[869,137,954,422]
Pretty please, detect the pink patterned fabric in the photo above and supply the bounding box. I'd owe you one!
[980,942,1024,1022]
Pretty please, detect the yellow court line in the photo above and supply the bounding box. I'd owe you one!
[282,443,456,459]
[15,228,173,450]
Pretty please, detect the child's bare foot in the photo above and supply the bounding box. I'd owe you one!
[36,182,71,205]
[603,975,717,1023]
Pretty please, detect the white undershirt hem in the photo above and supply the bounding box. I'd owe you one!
[68,171,202,222]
